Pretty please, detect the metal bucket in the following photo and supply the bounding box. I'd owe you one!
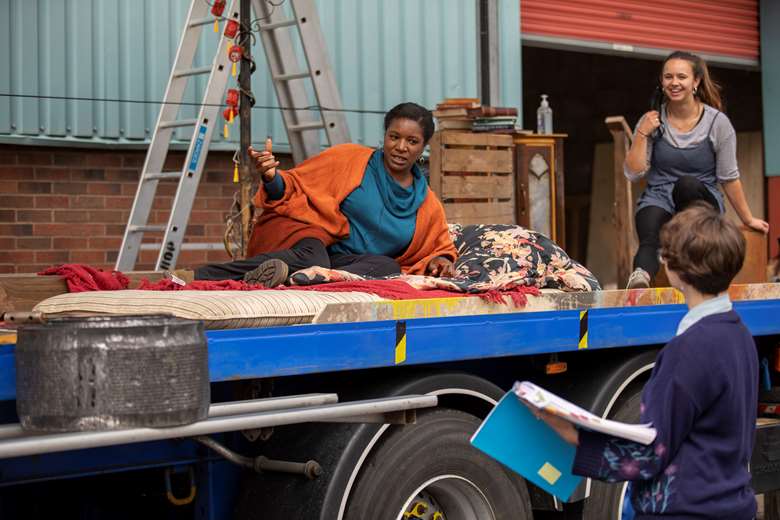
[15,315,209,432]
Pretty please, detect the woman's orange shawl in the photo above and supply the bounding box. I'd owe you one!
[247,143,457,274]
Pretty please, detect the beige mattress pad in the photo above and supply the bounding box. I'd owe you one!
[33,289,384,329]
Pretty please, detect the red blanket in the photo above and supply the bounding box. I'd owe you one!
[38,264,130,292]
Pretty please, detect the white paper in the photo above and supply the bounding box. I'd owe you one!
[513,381,657,445]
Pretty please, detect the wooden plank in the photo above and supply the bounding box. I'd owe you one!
[441,149,513,173]
[733,227,768,284]
[428,131,442,198]
[0,271,184,313]
[553,139,567,249]
[587,142,617,289]
[441,174,514,199]
[452,215,516,226]
[724,132,764,224]
[606,116,637,288]
[440,131,513,147]
[444,201,515,221]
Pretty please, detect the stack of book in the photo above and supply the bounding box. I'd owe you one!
[433,98,521,133]
[472,108,519,133]
[432,98,481,131]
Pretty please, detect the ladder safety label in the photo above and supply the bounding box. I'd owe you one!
[578,310,589,349]
[394,321,407,364]
[189,125,208,173]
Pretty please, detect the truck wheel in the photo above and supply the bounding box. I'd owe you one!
[582,384,642,520]
[343,408,532,520]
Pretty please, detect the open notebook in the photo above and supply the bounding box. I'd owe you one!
[514,381,656,445]
[471,382,656,501]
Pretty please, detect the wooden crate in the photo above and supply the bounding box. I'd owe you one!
[428,131,515,225]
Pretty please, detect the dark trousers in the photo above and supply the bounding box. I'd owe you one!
[633,177,719,277]
[194,237,401,281]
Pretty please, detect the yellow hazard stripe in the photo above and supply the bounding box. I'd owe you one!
[578,310,588,349]
[395,334,407,364]
[395,321,407,364]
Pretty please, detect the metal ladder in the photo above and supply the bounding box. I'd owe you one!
[116,0,350,272]
[252,0,350,164]
[115,0,240,272]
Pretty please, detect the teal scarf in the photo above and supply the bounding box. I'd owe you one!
[366,149,428,218]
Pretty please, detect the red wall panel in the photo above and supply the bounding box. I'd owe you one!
[769,177,780,259]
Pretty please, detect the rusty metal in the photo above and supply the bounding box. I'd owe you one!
[1,311,46,325]
[15,315,210,432]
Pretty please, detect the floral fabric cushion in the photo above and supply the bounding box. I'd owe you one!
[448,223,600,292]
[289,224,600,292]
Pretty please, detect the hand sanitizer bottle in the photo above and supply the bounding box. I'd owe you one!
[536,94,553,134]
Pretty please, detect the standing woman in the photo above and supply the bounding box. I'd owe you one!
[624,51,768,289]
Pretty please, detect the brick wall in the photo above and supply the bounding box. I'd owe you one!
[0,144,284,274]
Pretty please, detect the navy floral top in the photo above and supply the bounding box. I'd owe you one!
[573,310,758,519]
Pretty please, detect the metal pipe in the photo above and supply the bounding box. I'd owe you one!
[255,456,322,480]
[195,436,322,479]
[0,393,338,441]
[208,393,337,418]
[194,435,254,469]
[0,395,437,459]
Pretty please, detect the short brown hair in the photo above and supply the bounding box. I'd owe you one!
[659,203,745,294]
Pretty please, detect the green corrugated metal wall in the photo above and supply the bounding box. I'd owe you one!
[0,0,523,153]
[761,0,779,177]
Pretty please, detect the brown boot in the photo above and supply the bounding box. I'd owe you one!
[243,259,289,288]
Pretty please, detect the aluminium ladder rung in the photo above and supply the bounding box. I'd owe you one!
[158,119,199,129]
[128,225,166,233]
[273,71,310,82]
[140,242,225,251]
[260,19,297,30]
[144,172,181,181]
[189,16,219,28]
[174,66,213,78]
[288,121,326,132]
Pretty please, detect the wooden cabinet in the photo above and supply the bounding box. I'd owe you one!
[513,134,567,249]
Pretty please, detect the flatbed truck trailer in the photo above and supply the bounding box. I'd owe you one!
[1,284,780,519]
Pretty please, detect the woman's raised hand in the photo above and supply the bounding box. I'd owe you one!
[637,110,662,137]
[249,137,280,182]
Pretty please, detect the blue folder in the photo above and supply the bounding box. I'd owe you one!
[470,390,583,501]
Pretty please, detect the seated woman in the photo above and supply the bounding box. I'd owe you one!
[624,51,768,289]
[195,102,457,286]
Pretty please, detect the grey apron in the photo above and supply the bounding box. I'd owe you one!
[636,114,724,215]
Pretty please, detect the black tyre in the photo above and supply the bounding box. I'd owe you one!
[234,372,512,519]
[581,384,642,520]
[344,408,533,520]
